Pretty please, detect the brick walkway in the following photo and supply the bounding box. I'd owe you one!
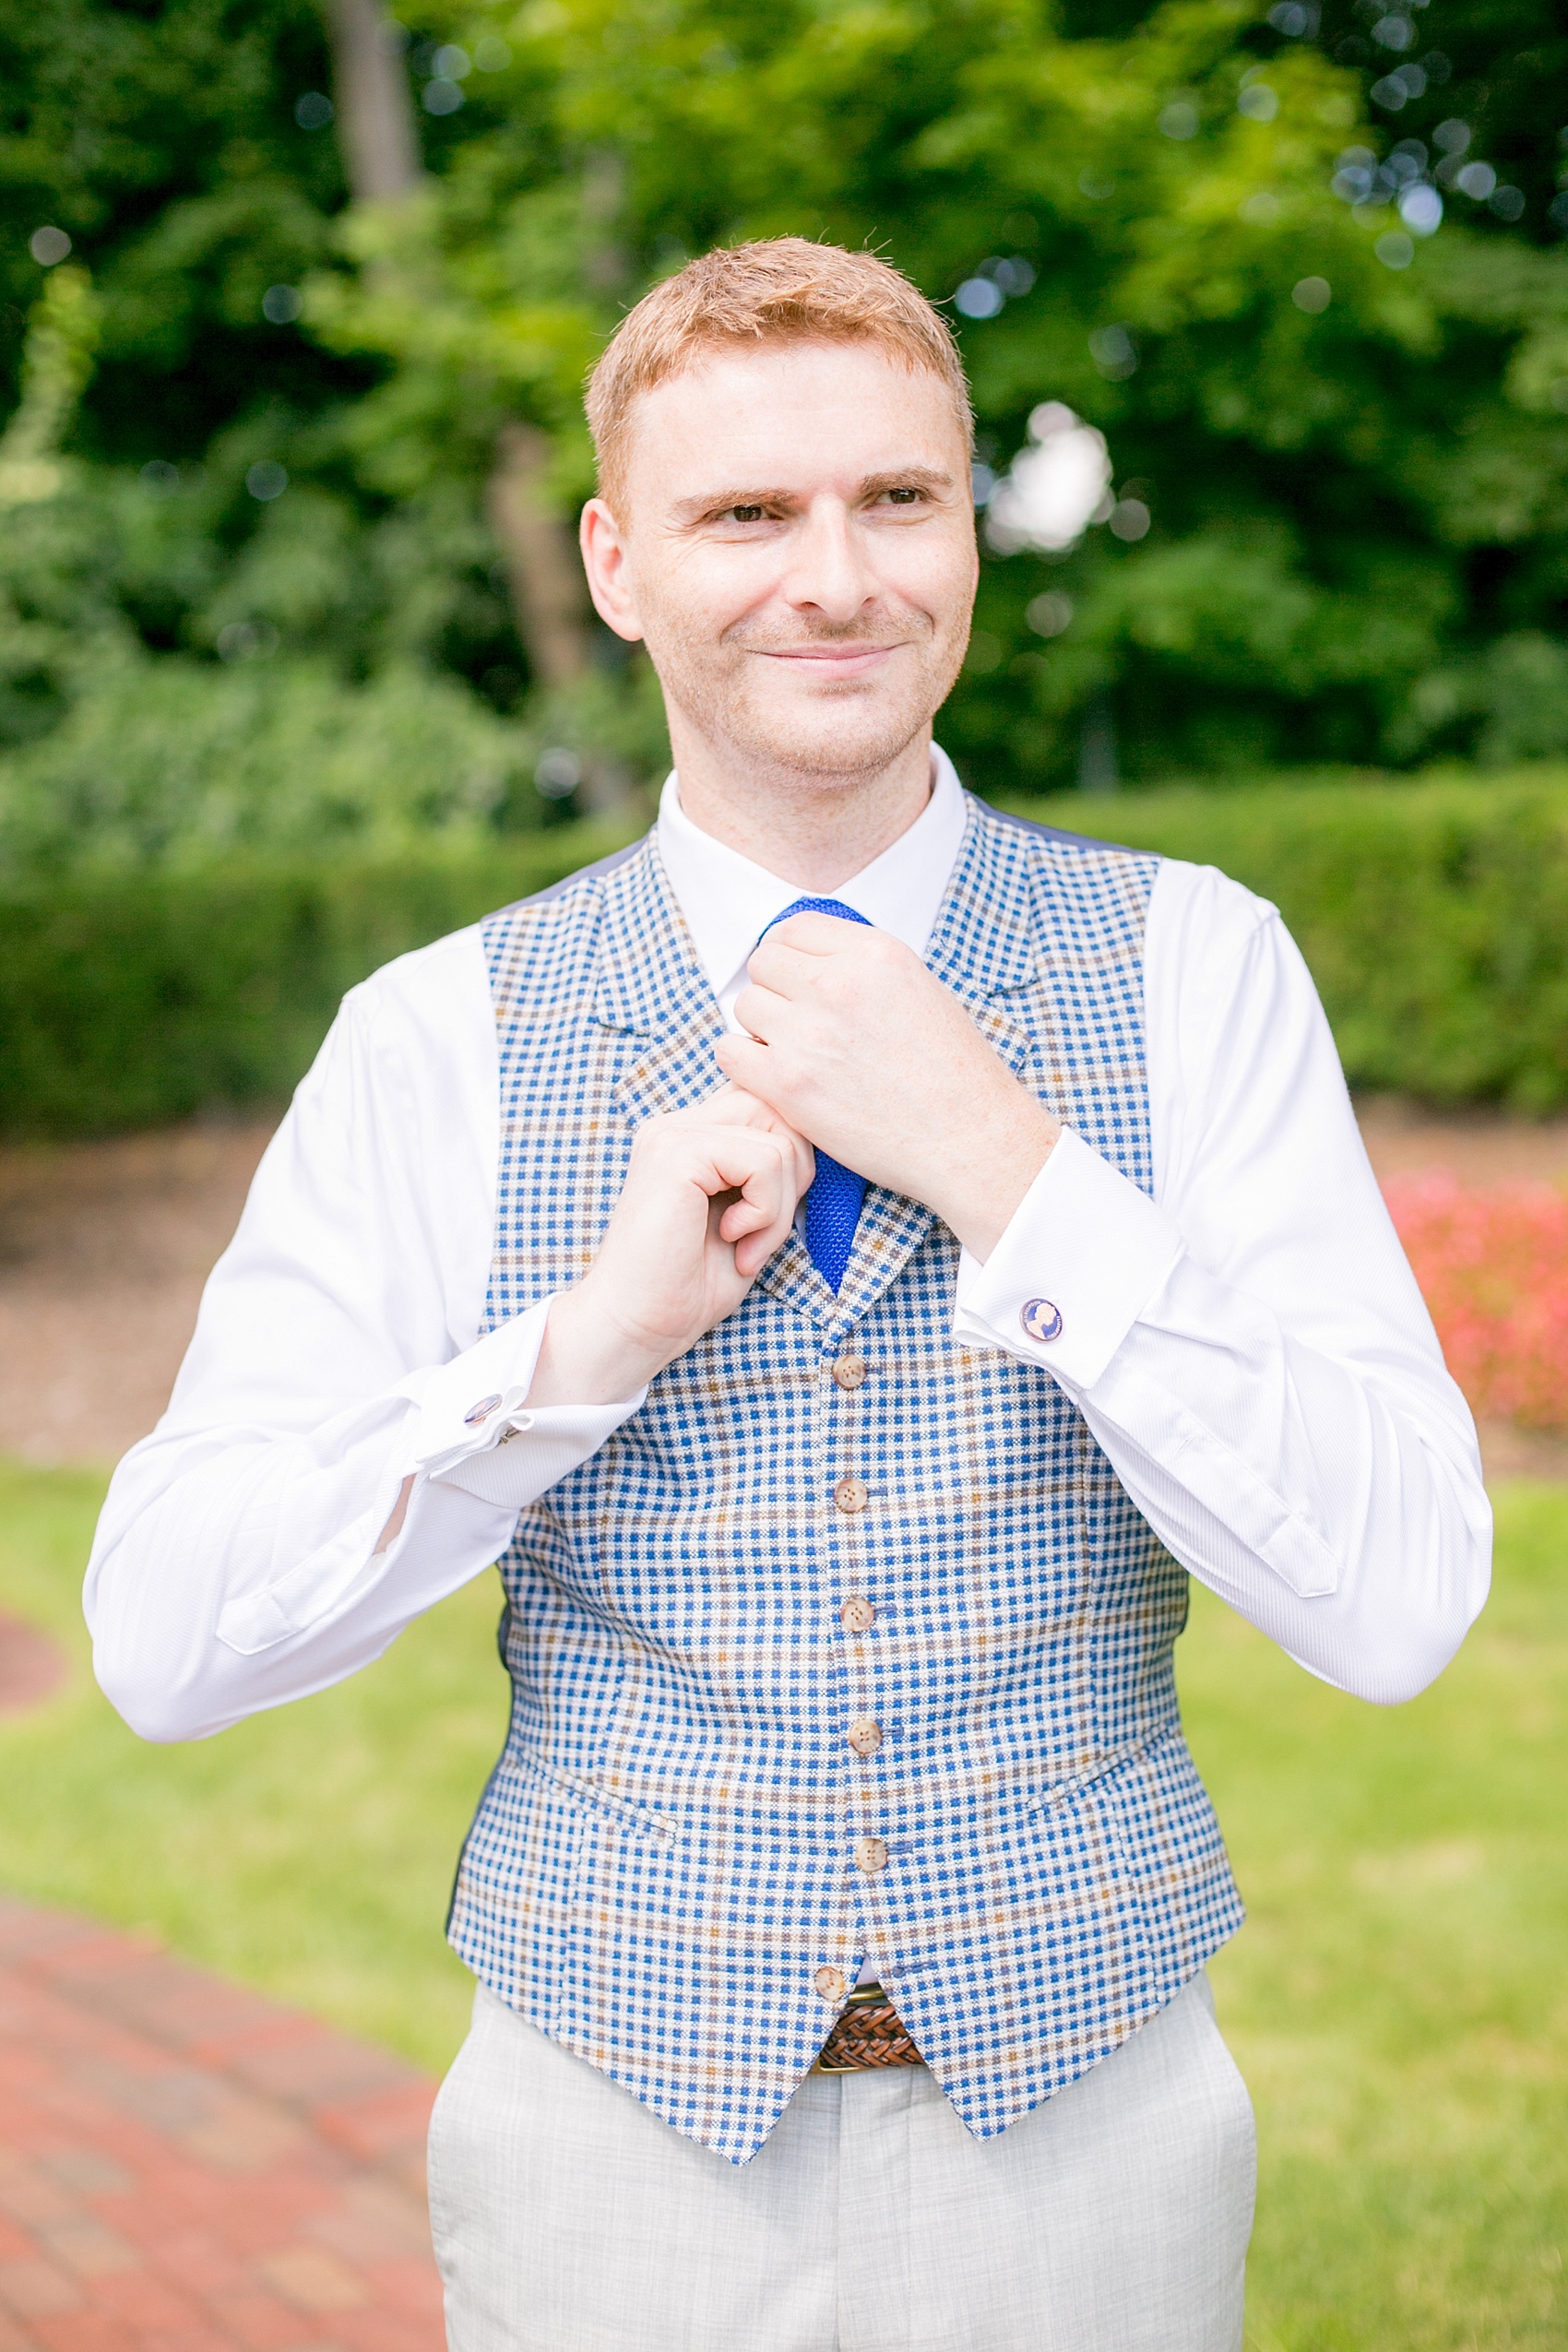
[0,1898,445,2351]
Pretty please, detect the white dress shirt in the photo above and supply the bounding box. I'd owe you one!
[86,749,1491,1744]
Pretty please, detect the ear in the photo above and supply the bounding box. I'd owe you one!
[580,498,645,643]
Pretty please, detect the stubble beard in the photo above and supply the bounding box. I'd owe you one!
[645,608,970,793]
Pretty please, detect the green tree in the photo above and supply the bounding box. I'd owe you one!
[4,0,1568,821]
[305,0,1568,787]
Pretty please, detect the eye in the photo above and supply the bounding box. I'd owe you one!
[885,485,923,505]
[727,503,766,522]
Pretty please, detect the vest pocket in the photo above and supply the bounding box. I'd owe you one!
[509,1751,673,1847]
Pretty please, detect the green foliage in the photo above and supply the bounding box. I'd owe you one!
[1054,769,1568,1108]
[0,657,542,873]
[0,825,635,1136]
[317,0,1568,784]
[0,456,531,722]
[0,264,101,503]
[0,0,350,454]
[2,0,1563,824]
[3,1454,1562,2337]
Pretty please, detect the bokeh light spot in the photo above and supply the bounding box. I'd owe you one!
[1399,184,1443,235]
[955,278,1004,319]
[536,748,582,799]
[1026,592,1074,638]
[1088,324,1137,379]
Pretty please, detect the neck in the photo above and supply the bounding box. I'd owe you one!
[667,723,935,890]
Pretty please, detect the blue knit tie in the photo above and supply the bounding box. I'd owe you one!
[754,897,871,1292]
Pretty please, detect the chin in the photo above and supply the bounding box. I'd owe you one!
[730,695,932,785]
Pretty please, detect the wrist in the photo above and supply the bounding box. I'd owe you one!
[934,1099,1060,1263]
[527,1283,669,1408]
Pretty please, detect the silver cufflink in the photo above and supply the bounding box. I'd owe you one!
[464,1392,504,1425]
[1019,1299,1063,1344]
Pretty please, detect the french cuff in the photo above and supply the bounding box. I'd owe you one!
[410,1299,559,1477]
[435,1396,647,1507]
[954,1124,1183,1391]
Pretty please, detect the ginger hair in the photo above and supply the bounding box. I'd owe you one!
[585,237,973,516]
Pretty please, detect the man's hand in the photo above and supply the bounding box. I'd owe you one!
[527,1088,814,1408]
[715,912,1059,1261]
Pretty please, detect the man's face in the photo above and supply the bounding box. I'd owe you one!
[583,339,979,788]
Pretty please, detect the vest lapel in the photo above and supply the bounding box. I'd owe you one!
[597,837,731,1126]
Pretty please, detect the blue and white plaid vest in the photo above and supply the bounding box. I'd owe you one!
[449,793,1244,2166]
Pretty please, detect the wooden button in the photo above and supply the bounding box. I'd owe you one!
[839,1596,875,1633]
[832,1356,868,1390]
[854,1835,889,1875]
[814,1965,847,2003]
[847,1716,883,1757]
[834,1476,869,1514]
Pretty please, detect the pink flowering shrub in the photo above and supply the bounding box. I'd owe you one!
[1384,1173,1568,1431]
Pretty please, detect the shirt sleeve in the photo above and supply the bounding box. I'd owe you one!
[84,932,643,1745]
[953,861,1491,1705]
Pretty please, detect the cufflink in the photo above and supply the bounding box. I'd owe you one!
[464,1392,504,1426]
[1019,1298,1063,1344]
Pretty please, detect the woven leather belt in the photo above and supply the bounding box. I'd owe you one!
[814,1982,924,2073]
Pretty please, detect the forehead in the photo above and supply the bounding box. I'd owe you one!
[619,339,969,510]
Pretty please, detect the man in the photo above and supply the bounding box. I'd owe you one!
[88,239,1490,2350]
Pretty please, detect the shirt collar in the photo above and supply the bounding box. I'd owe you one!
[656,745,968,1025]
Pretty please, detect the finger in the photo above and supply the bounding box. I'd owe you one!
[731,980,791,1042]
[715,1030,778,1097]
[761,910,867,954]
[716,1144,789,1242]
[696,1127,794,1208]
[734,1224,785,1277]
[671,1083,778,1130]
[745,934,838,996]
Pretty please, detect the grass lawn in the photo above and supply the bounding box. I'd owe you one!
[1,1458,1563,2348]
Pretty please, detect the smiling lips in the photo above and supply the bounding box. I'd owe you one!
[755,642,903,675]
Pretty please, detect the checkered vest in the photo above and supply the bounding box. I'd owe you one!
[448,793,1244,2166]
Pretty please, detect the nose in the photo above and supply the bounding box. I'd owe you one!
[779,494,876,626]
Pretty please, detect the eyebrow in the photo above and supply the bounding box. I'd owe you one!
[669,465,957,525]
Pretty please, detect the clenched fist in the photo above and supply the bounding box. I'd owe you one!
[716,910,1058,1260]
[527,1087,814,1407]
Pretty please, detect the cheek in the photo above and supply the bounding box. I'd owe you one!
[641,551,779,650]
[882,530,978,630]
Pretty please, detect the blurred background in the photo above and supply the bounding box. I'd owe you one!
[0,3,1565,2346]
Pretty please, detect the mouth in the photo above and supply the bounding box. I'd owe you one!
[754,643,903,681]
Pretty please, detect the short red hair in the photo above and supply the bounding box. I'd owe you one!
[586,237,973,515]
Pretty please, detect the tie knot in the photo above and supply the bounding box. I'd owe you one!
[757,895,872,945]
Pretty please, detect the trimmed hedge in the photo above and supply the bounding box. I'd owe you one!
[0,831,635,1138]
[1057,778,1568,1113]
[6,776,1568,1138]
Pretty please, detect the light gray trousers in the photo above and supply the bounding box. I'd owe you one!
[428,1972,1255,2352]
